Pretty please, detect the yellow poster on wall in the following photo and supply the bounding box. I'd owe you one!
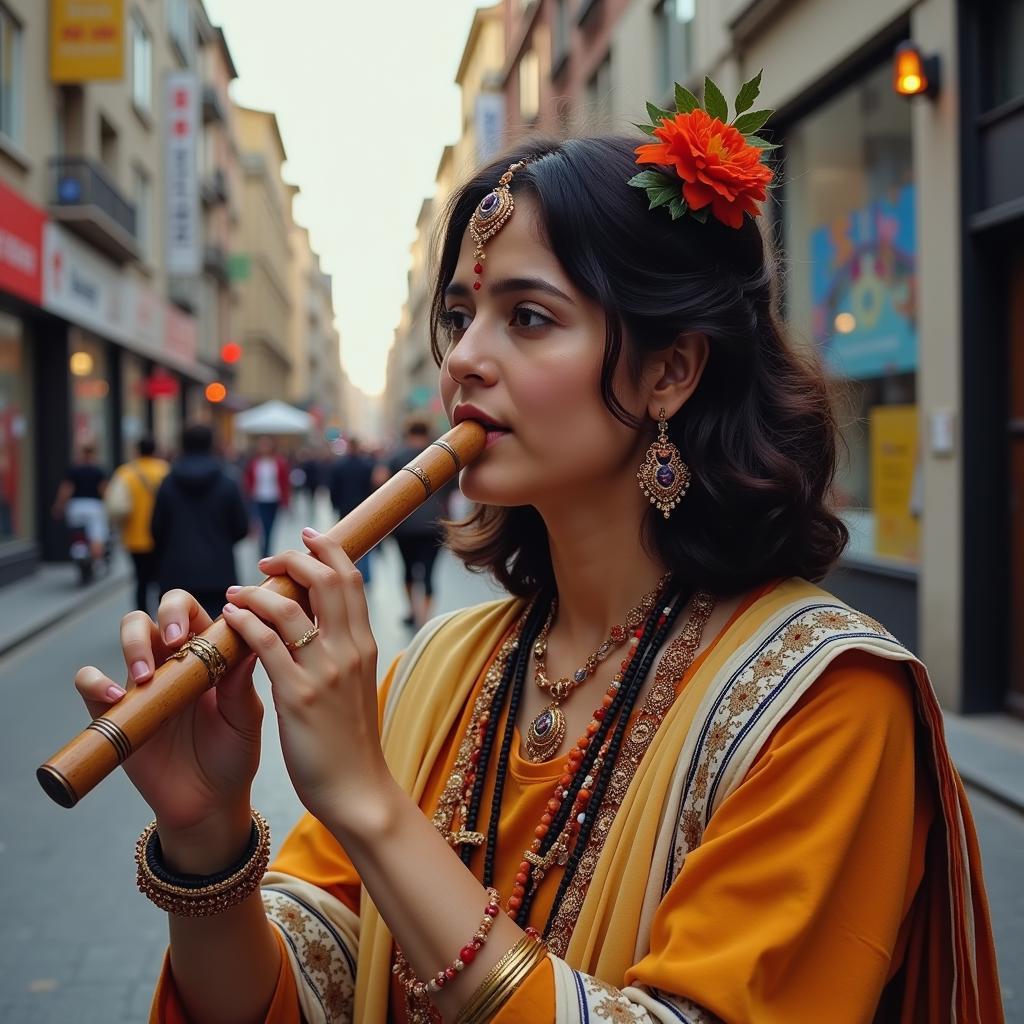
[870,405,920,563]
[50,0,124,83]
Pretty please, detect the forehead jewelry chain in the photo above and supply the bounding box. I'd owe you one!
[468,160,527,291]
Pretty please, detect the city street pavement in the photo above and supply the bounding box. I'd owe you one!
[0,499,1020,1021]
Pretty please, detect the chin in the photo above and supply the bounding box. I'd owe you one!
[459,463,536,509]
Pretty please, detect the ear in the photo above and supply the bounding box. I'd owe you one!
[645,332,709,420]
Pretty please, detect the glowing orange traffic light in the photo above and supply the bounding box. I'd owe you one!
[221,342,242,364]
[206,382,227,403]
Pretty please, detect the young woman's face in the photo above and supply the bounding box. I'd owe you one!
[440,194,650,508]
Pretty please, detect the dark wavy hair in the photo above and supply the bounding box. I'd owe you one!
[429,136,848,599]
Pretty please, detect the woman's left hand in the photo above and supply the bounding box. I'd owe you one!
[221,527,388,828]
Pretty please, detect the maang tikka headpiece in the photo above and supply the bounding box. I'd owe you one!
[468,160,527,290]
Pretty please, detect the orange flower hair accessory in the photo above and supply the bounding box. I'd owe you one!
[630,71,777,229]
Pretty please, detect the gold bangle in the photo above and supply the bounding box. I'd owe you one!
[455,935,547,1024]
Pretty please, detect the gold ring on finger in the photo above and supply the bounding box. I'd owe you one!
[285,626,320,652]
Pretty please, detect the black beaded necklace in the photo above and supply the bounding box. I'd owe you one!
[456,584,686,934]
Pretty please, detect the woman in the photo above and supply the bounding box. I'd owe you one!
[74,84,1002,1024]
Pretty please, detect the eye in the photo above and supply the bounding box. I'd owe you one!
[439,309,472,335]
[510,305,554,330]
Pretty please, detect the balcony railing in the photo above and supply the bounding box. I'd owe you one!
[49,156,138,263]
[200,167,229,206]
[202,85,227,125]
[203,244,230,284]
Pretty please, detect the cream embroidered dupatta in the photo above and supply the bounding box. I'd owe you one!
[274,579,1000,1023]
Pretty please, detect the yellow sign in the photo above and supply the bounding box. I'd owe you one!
[870,405,920,563]
[50,0,124,83]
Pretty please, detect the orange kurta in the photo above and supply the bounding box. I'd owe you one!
[152,591,943,1023]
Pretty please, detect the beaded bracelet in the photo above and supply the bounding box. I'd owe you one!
[135,809,271,917]
[393,887,501,1006]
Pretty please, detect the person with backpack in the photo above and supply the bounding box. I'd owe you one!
[106,438,170,614]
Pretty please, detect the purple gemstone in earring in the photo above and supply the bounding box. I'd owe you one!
[656,450,671,465]
[479,192,499,217]
[656,465,676,488]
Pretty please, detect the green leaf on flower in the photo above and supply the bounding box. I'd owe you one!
[628,170,677,189]
[746,134,781,150]
[646,101,674,125]
[669,197,687,220]
[674,83,701,114]
[703,76,728,122]
[689,205,710,223]
[634,122,658,135]
[734,70,763,115]
[734,109,773,135]
[648,186,679,209]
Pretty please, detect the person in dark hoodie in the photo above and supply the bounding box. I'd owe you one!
[151,423,250,620]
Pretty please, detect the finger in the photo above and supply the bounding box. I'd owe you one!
[120,611,162,688]
[223,586,315,646]
[75,665,127,719]
[255,549,344,627]
[157,590,214,649]
[214,653,264,735]
[300,529,374,651]
[221,603,298,682]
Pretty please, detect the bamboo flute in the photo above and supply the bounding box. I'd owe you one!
[37,420,486,808]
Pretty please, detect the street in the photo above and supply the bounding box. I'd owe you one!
[0,510,1019,1022]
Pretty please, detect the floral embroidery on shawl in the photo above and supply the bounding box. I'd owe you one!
[262,885,356,1023]
[664,603,896,889]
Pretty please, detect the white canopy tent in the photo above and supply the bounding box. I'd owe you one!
[234,400,313,435]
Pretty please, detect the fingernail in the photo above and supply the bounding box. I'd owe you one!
[226,586,241,595]
[223,603,236,614]
[257,557,270,567]
[301,526,319,538]
[131,661,149,681]
[106,684,126,701]
[165,623,182,642]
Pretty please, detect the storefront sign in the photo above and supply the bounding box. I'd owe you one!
[870,404,920,563]
[50,0,124,82]
[42,223,127,339]
[0,180,45,306]
[165,71,201,276]
[811,184,917,380]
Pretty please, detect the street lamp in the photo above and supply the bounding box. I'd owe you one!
[894,41,940,100]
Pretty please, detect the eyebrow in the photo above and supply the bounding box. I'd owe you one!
[445,276,575,304]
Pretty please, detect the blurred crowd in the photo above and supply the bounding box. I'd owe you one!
[51,418,455,631]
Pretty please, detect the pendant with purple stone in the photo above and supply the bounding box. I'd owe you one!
[525,703,567,763]
[637,413,691,519]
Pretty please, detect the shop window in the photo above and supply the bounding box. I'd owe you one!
[783,61,918,567]
[0,311,28,543]
[983,0,1024,108]
[69,332,114,470]
[0,3,23,145]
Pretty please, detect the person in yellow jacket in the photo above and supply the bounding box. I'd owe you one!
[107,438,169,614]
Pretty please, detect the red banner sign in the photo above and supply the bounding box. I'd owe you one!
[0,180,45,306]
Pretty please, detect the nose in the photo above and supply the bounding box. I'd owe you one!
[443,319,497,388]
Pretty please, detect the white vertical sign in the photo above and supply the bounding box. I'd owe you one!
[165,71,200,276]
[475,92,505,164]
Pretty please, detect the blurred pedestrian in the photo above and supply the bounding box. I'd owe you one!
[296,446,323,521]
[52,442,110,566]
[106,437,169,615]
[327,436,376,583]
[151,424,249,621]
[386,419,451,627]
[243,436,290,558]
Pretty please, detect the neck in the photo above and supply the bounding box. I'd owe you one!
[536,485,671,654]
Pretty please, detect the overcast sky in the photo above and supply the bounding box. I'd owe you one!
[203,0,487,395]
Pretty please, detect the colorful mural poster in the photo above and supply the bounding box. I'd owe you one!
[811,184,917,380]
[870,405,920,563]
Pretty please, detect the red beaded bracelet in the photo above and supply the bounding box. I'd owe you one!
[394,887,502,1004]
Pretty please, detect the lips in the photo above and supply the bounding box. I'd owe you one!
[452,404,511,433]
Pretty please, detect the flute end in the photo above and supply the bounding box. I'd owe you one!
[37,765,78,808]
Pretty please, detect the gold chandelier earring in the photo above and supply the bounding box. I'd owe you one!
[637,407,690,518]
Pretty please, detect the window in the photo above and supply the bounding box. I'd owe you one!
[983,0,1024,108]
[0,4,23,144]
[167,0,192,65]
[553,0,570,65]
[656,0,694,98]
[586,52,612,124]
[133,165,151,258]
[783,62,918,567]
[131,12,153,113]
[519,49,540,123]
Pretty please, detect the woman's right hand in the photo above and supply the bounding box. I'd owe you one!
[74,590,264,869]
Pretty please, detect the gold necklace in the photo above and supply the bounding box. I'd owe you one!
[524,573,671,762]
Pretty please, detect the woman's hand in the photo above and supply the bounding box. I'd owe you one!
[73,591,263,865]
[221,527,388,829]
